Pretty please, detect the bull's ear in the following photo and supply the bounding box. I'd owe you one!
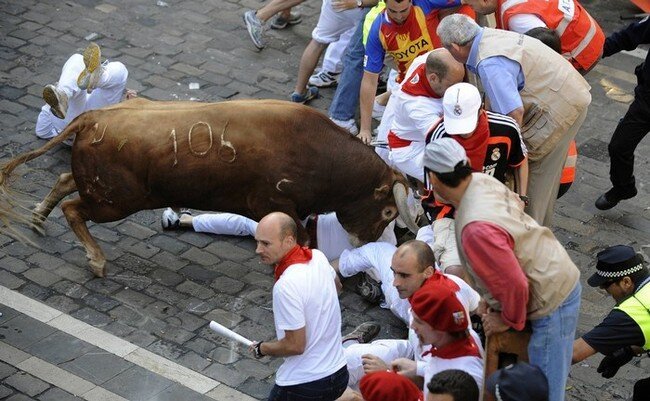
[374,184,390,200]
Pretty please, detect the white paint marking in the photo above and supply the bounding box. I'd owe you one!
[0,285,255,400]
[622,48,648,60]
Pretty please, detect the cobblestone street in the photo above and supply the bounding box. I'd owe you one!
[0,0,648,399]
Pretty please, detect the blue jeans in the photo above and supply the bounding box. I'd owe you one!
[328,9,368,121]
[268,366,349,401]
[528,282,581,401]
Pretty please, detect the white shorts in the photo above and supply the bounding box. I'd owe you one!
[388,141,426,183]
[312,0,364,44]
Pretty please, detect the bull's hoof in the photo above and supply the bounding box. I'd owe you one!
[89,259,106,278]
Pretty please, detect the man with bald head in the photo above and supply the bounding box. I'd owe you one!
[251,212,348,401]
[376,48,466,182]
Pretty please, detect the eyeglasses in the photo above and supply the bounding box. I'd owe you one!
[599,279,620,290]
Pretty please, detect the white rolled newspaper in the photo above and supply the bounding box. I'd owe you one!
[208,321,253,347]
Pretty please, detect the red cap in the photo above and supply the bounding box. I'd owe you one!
[409,274,468,333]
[360,371,423,401]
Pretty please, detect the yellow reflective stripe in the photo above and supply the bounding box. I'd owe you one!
[615,283,650,350]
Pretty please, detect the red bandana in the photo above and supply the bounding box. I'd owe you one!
[274,245,312,282]
[452,110,489,172]
[401,63,441,98]
[423,335,482,360]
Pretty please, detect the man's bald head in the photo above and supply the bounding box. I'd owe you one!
[425,49,466,96]
[394,240,436,273]
[255,212,298,265]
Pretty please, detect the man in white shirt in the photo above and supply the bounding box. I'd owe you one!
[251,212,348,401]
[375,48,465,182]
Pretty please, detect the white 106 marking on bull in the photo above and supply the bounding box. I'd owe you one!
[188,121,213,157]
[170,129,178,166]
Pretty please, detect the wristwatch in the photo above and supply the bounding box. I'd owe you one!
[519,194,530,206]
[356,0,363,8]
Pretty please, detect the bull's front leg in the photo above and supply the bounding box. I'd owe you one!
[33,172,77,229]
[60,198,107,277]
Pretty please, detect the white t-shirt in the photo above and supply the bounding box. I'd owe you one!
[273,249,347,386]
[390,53,444,142]
[506,13,547,34]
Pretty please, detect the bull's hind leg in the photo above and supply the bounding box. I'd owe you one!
[60,197,106,277]
[33,172,77,229]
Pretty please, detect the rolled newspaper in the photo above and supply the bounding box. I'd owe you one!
[208,321,253,347]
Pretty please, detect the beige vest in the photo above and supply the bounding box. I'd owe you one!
[476,28,591,160]
[454,173,579,320]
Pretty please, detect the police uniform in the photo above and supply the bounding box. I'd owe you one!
[582,245,650,401]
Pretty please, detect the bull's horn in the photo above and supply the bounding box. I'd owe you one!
[393,182,420,234]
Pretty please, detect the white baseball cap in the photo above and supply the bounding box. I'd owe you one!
[442,82,482,135]
[423,137,469,174]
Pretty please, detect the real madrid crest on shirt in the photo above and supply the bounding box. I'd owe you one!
[491,148,501,161]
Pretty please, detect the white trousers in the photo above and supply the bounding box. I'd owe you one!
[192,212,396,262]
[321,25,354,74]
[345,339,414,388]
[389,142,426,183]
[35,54,128,139]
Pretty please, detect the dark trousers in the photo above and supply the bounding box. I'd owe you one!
[267,366,349,401]
[608,87,650,190]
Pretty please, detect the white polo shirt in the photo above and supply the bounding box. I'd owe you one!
[273,249,347,386]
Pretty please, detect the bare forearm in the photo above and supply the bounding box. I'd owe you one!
[508,107,524,128]
[359,73,379,133]
[572,338,597,364]
[515,159,528,196]
[260,337,304,357]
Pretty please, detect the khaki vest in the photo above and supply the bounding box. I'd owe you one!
[615,281,650,350]
[455,173,579,320]
[476,28,591,160]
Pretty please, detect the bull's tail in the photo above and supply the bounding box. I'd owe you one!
[0,118,81,187]
[0,118,81,239]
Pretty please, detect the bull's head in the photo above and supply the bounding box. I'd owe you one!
[336,172,419,246]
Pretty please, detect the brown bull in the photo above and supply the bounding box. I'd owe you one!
[0,98,417,277]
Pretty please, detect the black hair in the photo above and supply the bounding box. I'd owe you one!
[427,369,479,401]
[429,161,473,188]
[525,27,561,54]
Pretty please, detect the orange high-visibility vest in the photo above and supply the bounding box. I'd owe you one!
[496,0,605,72]
[558,139,577,198]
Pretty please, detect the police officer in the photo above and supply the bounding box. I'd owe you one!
[595,17,650,210]
[572,245,650,401]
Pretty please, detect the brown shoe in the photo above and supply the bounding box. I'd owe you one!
[342,322,381,344]
[42,84,68,119]
[77,42,103,93]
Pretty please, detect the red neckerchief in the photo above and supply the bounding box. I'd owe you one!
[401,63,441,98]
[274,245,312,282]
[422,335,482,359]
[452,110,489,172]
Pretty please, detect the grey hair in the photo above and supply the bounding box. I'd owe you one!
[437,14,480,48]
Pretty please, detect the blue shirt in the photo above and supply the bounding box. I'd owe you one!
[467,28,525,115]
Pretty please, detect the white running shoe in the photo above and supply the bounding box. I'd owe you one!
[330,117,358,135]
[309,70,340,88]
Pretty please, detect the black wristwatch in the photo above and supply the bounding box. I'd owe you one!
[519,195,530,206]
[254,341,265,358]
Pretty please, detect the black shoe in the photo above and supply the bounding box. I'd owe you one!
[595,187,637,210]
[342,321,381,344]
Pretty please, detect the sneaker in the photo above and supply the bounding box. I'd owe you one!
[243,10,265,50]
[356,272,384,304]
[309,70,340,88]
[342,321,381,344]
[161,208,192,230]
[77,42,103,94]
[290,86,319,104]
[42,84,68,119]
[330,117,358,135]
[270,11,302,29]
